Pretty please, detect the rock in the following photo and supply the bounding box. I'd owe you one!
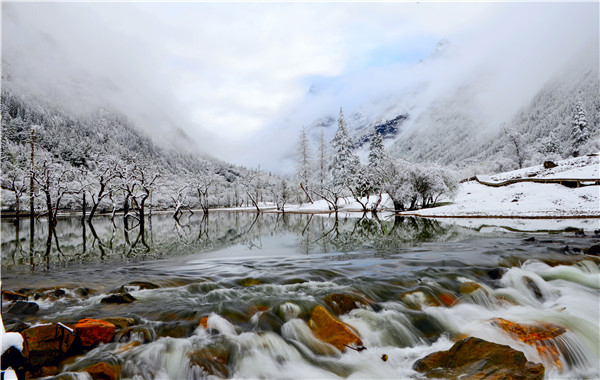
[544,161,558,169]
[100,293,136,304]
[83,362,120,380]
[199,316,209,329]
[460,282,488,295]
[115,326,154,344]
[524,277,544,301]
[74,319,116,348]
[1,346,26,379]
[74,287,94,297]
[47,289,67,300]
[21,323,75,367]
[2,290,28,301]
[117,341,141,353]
[308,305,363,351]
[128,281,159,290]
[28,365,59,378]
[413,337,544,379]
[156,321,195,338]
[188,347,229,378]
[487,268,506,280]
[323,293,365,315]
[491,318,566,368]
[401,290,441,310]
[238,278,262,287]
[437,293,457,307]
[585,244,600,256]
[102,317,135,329]
[7,301,39,315]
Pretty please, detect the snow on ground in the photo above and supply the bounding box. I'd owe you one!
[404,154,599,220]
[482,153,599,182]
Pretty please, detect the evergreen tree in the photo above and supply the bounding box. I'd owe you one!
[570,100,589,157]
[329,108,359,187]
[295,126,313,203]
[316,126,328,195]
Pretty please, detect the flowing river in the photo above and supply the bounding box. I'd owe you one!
[1,212,599,379]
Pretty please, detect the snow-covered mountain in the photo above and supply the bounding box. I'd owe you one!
[293,36,599,176]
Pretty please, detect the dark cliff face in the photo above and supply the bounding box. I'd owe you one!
[355,113,408,147]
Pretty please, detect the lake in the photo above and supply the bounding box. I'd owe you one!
[1,212,599,379]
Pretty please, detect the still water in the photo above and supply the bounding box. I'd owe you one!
[1,212,599,379]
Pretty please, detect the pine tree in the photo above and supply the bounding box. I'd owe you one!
[570,101,589,157]
[316,126,328,195]
[329,108,359,187]
[296,126,313,203]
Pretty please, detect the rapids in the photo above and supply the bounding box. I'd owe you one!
[1,212,599,379]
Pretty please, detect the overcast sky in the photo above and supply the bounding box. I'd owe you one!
[2,2,598,173]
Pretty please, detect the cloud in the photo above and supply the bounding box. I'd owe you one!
[2,2,598,174]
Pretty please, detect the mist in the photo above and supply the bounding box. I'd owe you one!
[2,2,598,174]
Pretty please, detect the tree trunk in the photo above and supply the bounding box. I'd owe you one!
[82,193,86,222]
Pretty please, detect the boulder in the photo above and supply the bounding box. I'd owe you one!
[308,305,363,351]
[74,319,116,348]
[188,347,229,378]
[323,293,365,315]
[413,337,544,379]
[21,323,75,367]
[585,244,600,256]
[543,161,558,169]
[7,301,39,315]
[83,362,120,380]
[100,293,136,304]
[238,278,262,287]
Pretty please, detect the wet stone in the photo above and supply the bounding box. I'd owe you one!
[100,293,136,304]
[585,244,600,256]
[83,362,121,380]
[2,290,28,301]
[308,305,363,351]
[102,317,136,329]
[21,323,75,367]
[156,321,195,339]
[323,293,365,315]
[188,347,230,378]
[74,319,116,348]
[7,301,39,315]
[413,337,544,380]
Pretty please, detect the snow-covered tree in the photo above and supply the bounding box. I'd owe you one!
[366,131,386,211]
[380,159,418,211]
[502,127,527,169]
[296,126,313,203]
[315,126,329,196]
[570,100,589,157]
[329,108,360,187]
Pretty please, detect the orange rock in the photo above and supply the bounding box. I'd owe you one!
[83,362,120,380]
[460,282,487,295]
[323,293,365,315]
[247,305,269,317]
[437,293,457,307]
[21,323,75,367]
[492,318,567,369]
[308,305,362,351]
[75,319,116,348]
[199,316,209,329]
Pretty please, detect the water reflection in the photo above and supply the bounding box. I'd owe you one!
[1,212,472,272]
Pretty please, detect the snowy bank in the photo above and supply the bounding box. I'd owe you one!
[401,154,599,219]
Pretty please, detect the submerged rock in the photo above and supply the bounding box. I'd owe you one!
[308,305,363,351]
[188,347,230,378]
[75,319,116,348]
[100,293,136,304]
[102,317,135,329]
[491,318,566,368]
[585,244,600,256]
[7,301,39,315]
[323,293,365,315]
[413,337,544,379]
[21,323,75,367]
[83,362,121,380]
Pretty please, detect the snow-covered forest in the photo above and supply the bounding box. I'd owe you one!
[0,89,298,221]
